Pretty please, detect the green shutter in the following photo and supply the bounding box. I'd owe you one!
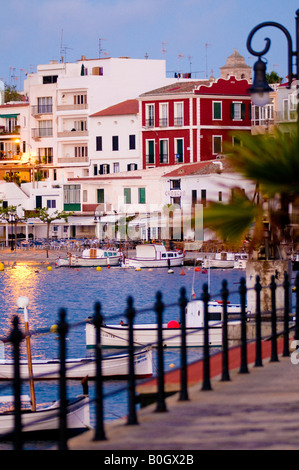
[139,188,145,204]
[148,141,154,164]
[213,102,221,119]
[97,189,104,204]
[230,103,234,119]
[124,188,131,204]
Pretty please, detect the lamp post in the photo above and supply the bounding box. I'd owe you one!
[8,212,15,251]
[247,9,299,108]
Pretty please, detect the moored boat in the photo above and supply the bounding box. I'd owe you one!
[122,244,184,268]
[86,300,241,349]
[0,393,91,438]
[202,252,248,269]
[55,247,122,267]
[0,348,153,380]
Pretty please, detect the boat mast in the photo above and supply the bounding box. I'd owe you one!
[17,297,36,411]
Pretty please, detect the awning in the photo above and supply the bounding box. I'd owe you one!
[0,114,19,118]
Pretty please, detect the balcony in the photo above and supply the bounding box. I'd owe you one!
[146,154,155,164]
[174,117,183,126]
[145,119,155,128]
[57,156,89,164]
[57,103,88,111]
[159,118,168,127]
[32,128,53,139]
[31,105,53,116]
[57,130,89,138]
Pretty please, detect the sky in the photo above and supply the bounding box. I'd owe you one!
[1,0,298,90]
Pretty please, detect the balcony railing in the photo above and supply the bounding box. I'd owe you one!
[160,154,169,164]
[145,119,155,128]
[57,104,88,111]
[174,117,183,126]
[146,154,155,164]
[57,130,88,138]
[57,156,89,164]
[31,105,53,115]
[159,118,168,127]
[32,128,53,138]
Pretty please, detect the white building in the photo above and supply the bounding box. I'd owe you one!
[23,56,175,181]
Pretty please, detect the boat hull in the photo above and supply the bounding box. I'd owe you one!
[0,349,153,380]
[0,396,90,436]
[86,323,222,349]
[123,257,184,268]
[56,255,121,267]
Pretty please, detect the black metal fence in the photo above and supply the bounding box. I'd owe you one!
[1,271,298,450]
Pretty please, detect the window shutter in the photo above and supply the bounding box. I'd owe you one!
[230,103,234,119]
[241,103,245,119]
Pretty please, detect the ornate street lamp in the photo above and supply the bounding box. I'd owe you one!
[247,9,299,106]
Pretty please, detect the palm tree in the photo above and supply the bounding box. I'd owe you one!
[203,126,299,260]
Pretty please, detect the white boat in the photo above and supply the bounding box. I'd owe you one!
[55,247,122,267]
[122,244,185,269]
[0,393,91,437]
[86,300,241,349]
[0,348,153,380]
[202,252,248,269]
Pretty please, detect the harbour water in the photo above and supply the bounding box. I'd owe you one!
[0,262,244,448]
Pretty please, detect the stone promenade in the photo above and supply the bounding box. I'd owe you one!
[69,338,299,451]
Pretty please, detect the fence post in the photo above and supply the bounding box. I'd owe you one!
[283,271,290,357]
[178,287,189,401]
[57,308,69,451]
[294,273,299,340]
[201,283,212,391]
[93,302,106,440]
[239,277,248,374]
[9,316,23,451]
[126,296,138,425]
[155,291,167,412]
[254,275,263,367]
[221,279,230,382]
[270,275,279,362]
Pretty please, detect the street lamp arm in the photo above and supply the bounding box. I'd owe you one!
[247,21,294,88]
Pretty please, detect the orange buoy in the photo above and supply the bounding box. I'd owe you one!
[194,267,201,272]
[180,269,186,275]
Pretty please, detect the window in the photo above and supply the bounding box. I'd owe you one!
[146,104,155,127]
[218,191,222,202]
[146,140,155,164]
[129,135,136,150]
[83,190,88,202]
[192,190,197,205]
[171,179,181,189]
[99,164,110,174]
[113,162,120,173]
[231,102,245,120]
[201,189,207,207]
[37,97,52,114]
[159,139,169,163]
[64,185,80,204]
[174,102,183,126]
[212,136,222,154]
[159,103,168,127]
[124,188,131,204]
[38,120,53,137]
[93,164,98,176]
[127,163,137,171]
[46,200,56,209]
[213,101,222,120]
[38,147,53,164]
[74,146,88,157]
[43,75,58,84]
[175,139,184,162]
[96,136,102,151]
[74,120,87,131]
[74,94,87,105]
[112,136,119,151]
[97,189,104,204]
[138,188,146,204]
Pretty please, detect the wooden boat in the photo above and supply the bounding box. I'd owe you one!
[86,300,241,349]
[55,248,122,267]
[0,392,91,437]
[122,244,184,268]
[0,348,153,380]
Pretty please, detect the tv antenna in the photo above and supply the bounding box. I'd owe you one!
[99,38,107,58]
[205,43,212,79]
[60,29,72,63]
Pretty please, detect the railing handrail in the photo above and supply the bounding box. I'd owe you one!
[1,270,297,449]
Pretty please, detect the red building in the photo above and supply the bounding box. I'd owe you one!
[139,76,251,168]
